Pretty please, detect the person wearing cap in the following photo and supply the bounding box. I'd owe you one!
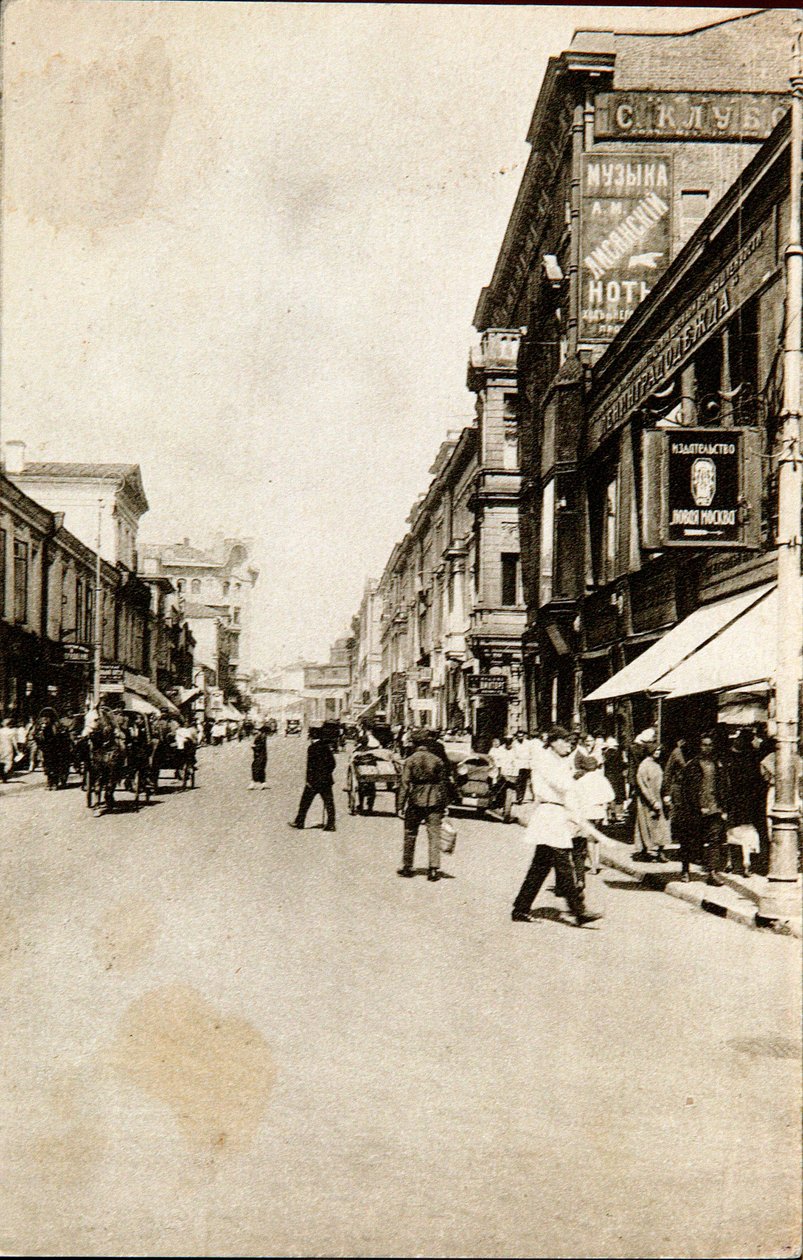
[396,728,449,881]
[511,726,602,926]
[288,725,337,831]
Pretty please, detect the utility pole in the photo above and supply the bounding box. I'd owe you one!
[762,16,803,920]
[92,498,103,706]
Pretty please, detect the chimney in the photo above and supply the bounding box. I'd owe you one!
[4,440,26,474]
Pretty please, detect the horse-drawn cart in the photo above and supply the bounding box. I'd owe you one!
[346,747,401,815]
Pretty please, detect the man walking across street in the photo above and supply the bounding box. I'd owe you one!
[289,726,337,831]
[682,732,731,886]
[511,726,602,926]
[397,728,449,882]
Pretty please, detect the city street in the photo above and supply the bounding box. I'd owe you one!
[1,737,800,1258]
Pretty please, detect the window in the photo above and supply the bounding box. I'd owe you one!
[539,480,555,606]
[13,539,28,624]
[234,582,241,594]
[176,579,185,594]
[191,579,201,596]
[85,584,94,643]
[0,529,6,618]
[222,581,230,598]
[500,553,520,606]
[679,190,710,245]
[76,578,84,640]
[232,607,240,624]
[603,476,618,585]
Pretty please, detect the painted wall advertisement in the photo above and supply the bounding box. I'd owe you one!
[579,151,673,342]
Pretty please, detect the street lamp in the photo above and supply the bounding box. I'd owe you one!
[761,15,803,921]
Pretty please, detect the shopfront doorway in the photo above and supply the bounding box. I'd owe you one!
[474,696,508,752]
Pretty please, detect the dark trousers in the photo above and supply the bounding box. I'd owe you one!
[513,844,586,918]
[402,805,442,870]
[701,813,726,873]
[294,782,336,828]
[502,777,517,822]
[515,768,530,804]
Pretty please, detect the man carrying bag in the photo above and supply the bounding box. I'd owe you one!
[397,728,449,882]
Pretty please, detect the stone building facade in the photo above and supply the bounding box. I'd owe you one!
[472,7,798,729]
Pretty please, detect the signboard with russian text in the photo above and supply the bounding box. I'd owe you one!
[667,431,741,544]
[467,674,508,697]
[595,92,788,142]
[642,428,762,550]
[99,663,125,693]
[580,151,673,343]
[62,643,90,664]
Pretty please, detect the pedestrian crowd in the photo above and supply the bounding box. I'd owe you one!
[278,716,800,929]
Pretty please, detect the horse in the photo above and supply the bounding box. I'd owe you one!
[119,713,154,809]
[85,707,126,815]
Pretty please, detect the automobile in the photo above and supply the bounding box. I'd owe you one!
[285,718,303,737]
[346,746,401,814]
[442,742,504,817]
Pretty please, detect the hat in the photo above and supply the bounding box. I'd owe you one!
[410,727,430,745]
[546,725,571,745]
[634,727,657,744]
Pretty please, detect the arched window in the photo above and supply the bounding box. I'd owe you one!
[222,580,230,598]
[177,579,185,594]
[191,579,201,596]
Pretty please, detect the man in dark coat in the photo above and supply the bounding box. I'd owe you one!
[397,729,449,881]
[682,732,731,886]
[289,725,337,831]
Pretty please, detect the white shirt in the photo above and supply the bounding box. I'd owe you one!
[0,727,18,764]
[511,740,530,772]
[175,726,196,749]
[524,745,578,849]
[491,745,517,779]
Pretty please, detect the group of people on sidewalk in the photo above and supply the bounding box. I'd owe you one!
[276,716,797,924]
[631,726,789,885]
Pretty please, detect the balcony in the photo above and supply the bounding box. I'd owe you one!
[467,328,524,390]
[467,606,527,647]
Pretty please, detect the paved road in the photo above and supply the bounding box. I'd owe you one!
[1,738,800,1257]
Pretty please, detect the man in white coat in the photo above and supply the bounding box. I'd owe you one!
[511,726,603,925]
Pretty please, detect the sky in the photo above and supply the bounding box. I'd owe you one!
[1,1,756,667]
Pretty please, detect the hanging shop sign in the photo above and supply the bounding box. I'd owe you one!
[99,662,125,693]
[579,151,673,342]
[641,427,762,549]
[62,643,90,664]
[595,92,788,142]
[467,674,508,697]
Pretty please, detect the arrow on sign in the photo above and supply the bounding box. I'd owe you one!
[629,251,663,270]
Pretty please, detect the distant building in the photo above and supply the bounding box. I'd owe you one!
[4,443,148,569]
[140,533,258,689]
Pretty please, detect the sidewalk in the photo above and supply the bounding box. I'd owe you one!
[0,768,48,798]
[501,802,802,939]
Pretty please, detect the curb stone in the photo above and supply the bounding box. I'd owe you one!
[509,805,802,939]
